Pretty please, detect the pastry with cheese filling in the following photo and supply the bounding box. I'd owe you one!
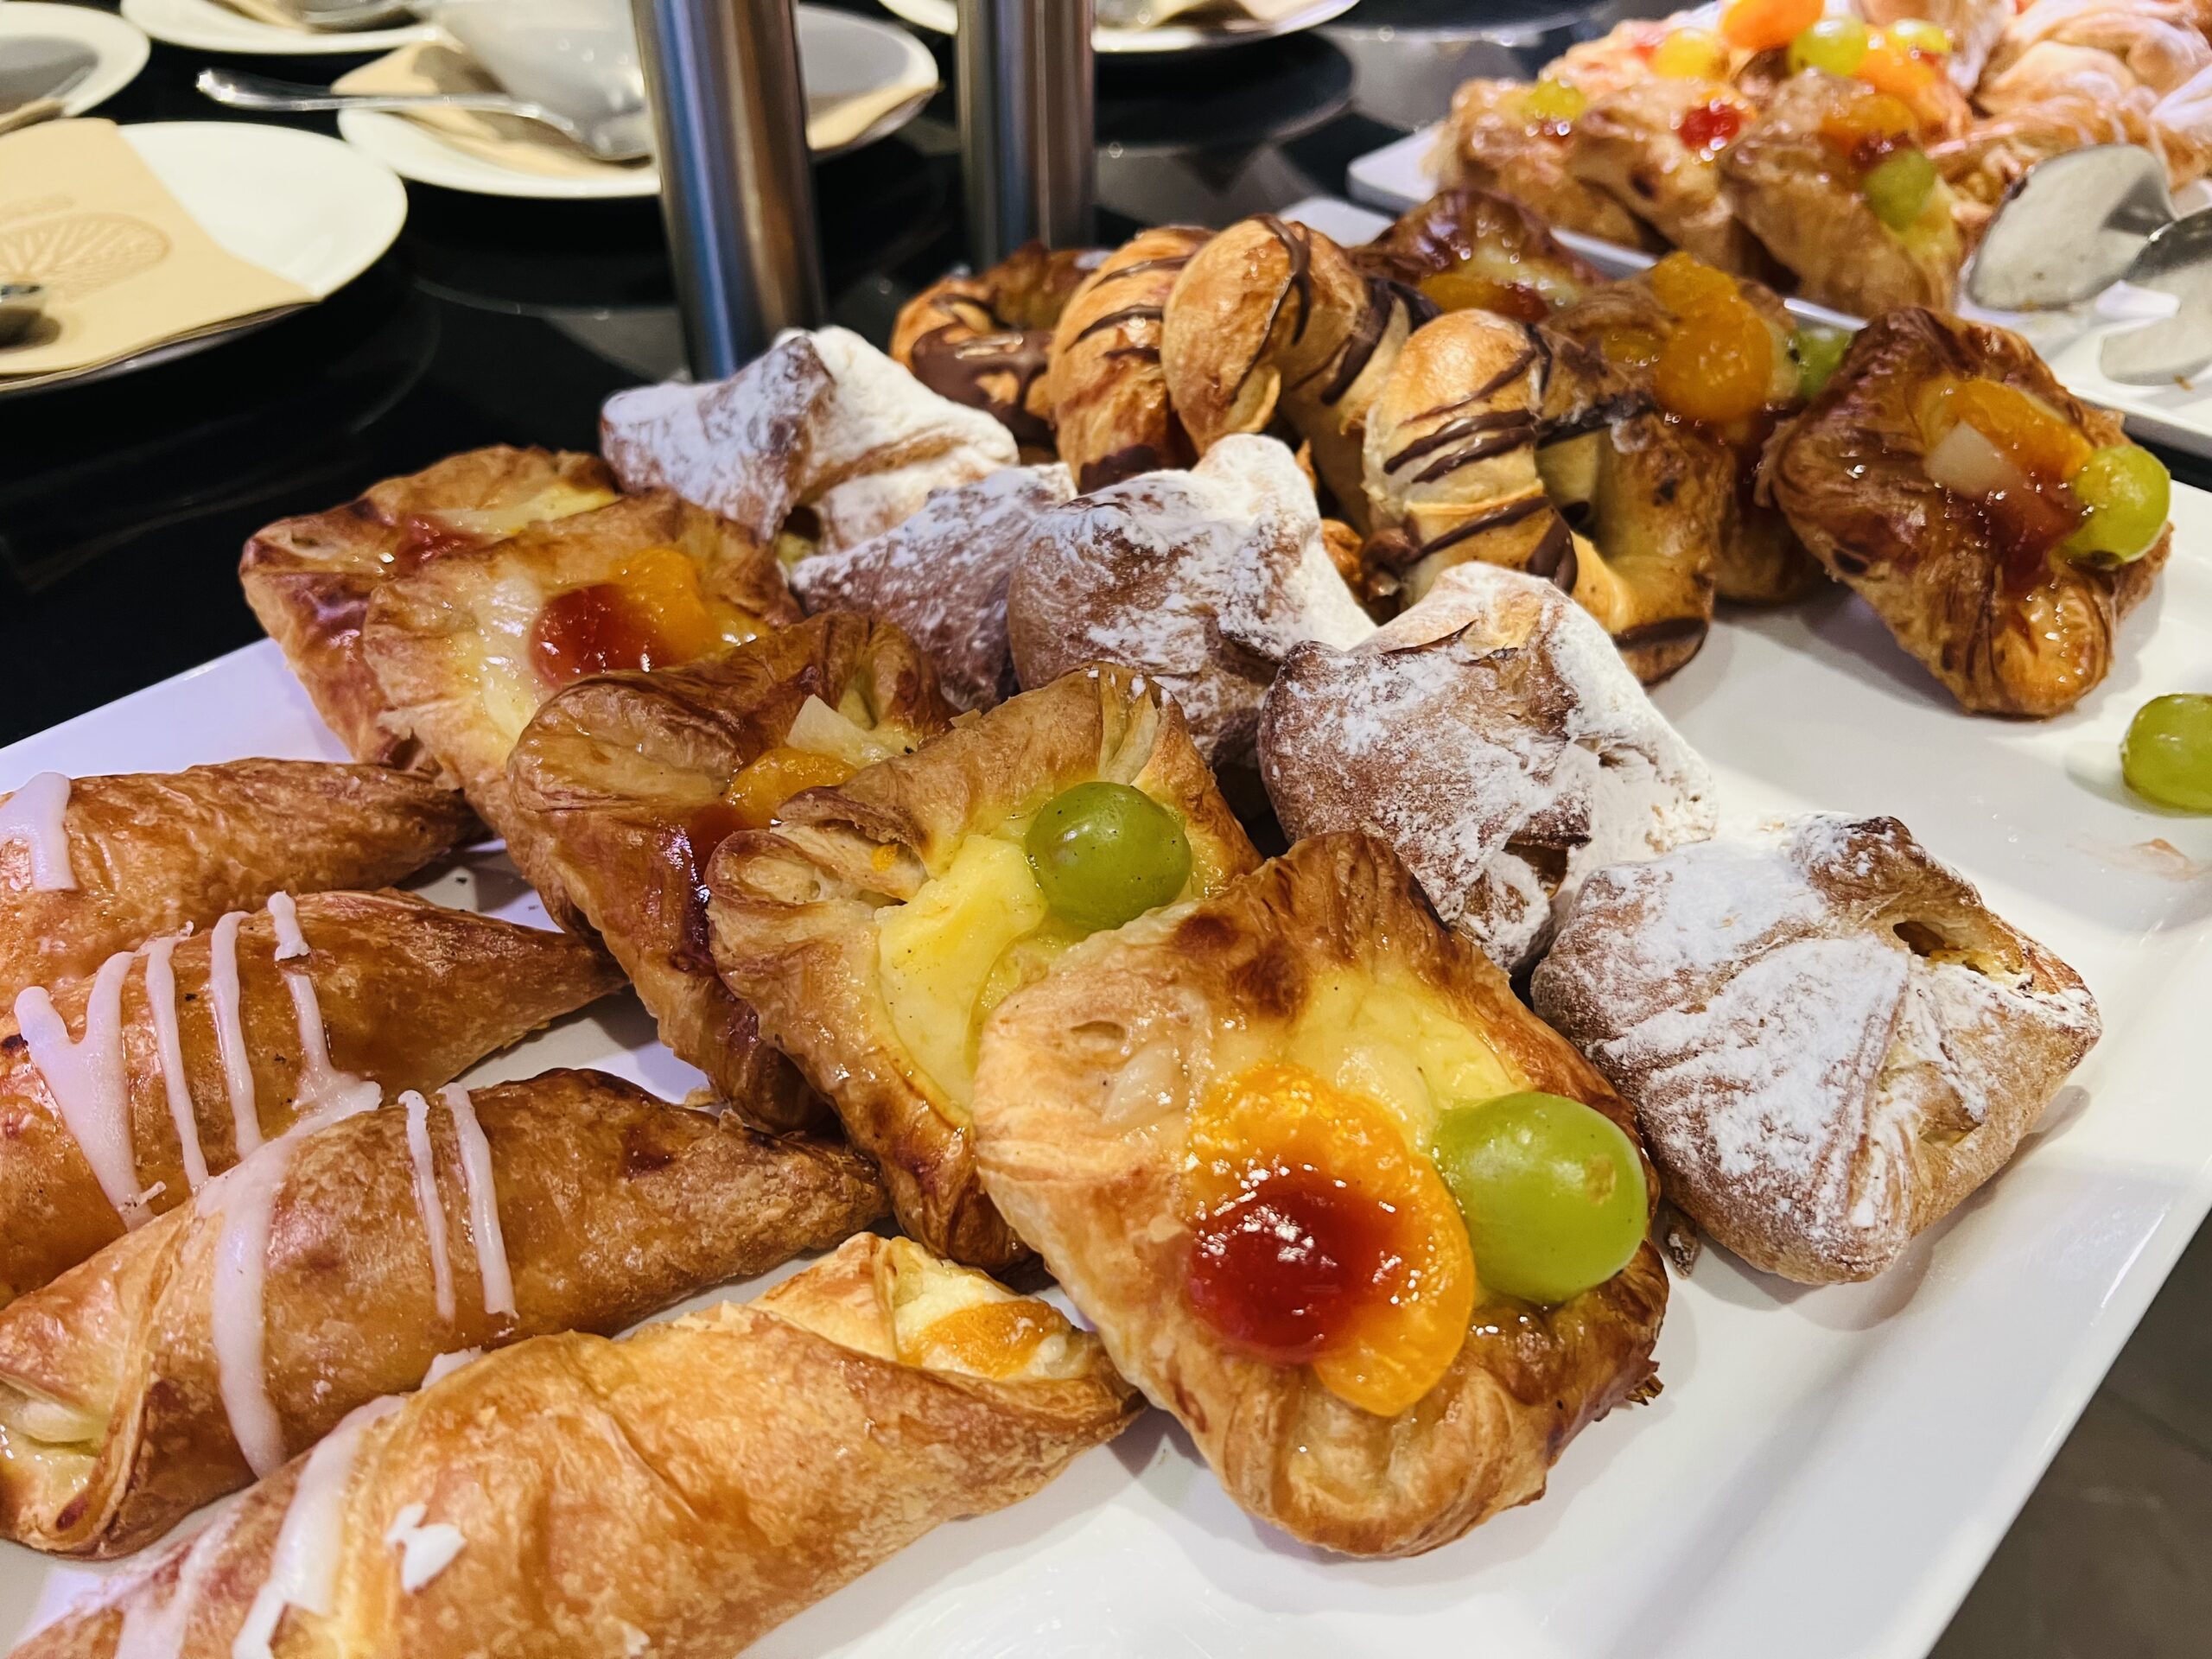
[705,664,1260,1267]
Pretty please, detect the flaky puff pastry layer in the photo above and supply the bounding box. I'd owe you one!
[0,1068,885,1557]
[505,616,957,1130]
[705,664,1260,1268]
[1046,226,1210,493]
[16,1235,1138,1659]
[0,760,474,1008]
[0,892,620,1305]
[970,832,1667,1557]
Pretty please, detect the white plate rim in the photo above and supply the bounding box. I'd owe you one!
[118,0,436,57]
[0,2,150,116]
[878,0,1358,54]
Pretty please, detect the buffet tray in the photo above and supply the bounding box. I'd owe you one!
[1349,124,2212,462]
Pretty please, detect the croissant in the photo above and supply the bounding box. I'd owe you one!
[0,1068,884,1557]
[505,615,956,1130]
[705,664,1260,1268]
[1045,225,1211,492]
[890,241,1103,452]
[1568,79,1782,279]
[0,760,473,1007]
[238,448,620,770]
[0,890,620,1303]
[12,1234,1137,1659]
[1859,0,2012,86]
[1351,186,1604,321]
[1433,79,1668,251]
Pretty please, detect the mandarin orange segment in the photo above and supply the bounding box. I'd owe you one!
[901,1298,1071,1379]
[721,745,857,830]
[1648,251,1738,317]
[1719,0,1821,53]
[1654,296,1774,427]
[1818,91,1916,168]
[1925,378,2092,485]
[611,544,726,661]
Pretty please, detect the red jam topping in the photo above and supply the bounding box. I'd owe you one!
[1676,99,1746,155]
[528,583,666,688]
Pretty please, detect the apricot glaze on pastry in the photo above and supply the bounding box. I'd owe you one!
[1007,435,1376,762]
[891,241,1104,453]
[15,1235,1136,1659]
[1160,214,1435,531]
[0,760,474,1007]
[600,326,1019,565]
[0,890,621,1305]
[1533,815,2101,1283]
[1358,308,1724,682]
[1434,78,1669,251]
[0,1068,885,1558]
[1549,252,1824,603]
[1351,186,1605,323]
[705,664,1261,1268]
[790,464,1073,710]
[1763,307,2172,716]
[505,614,956,1128]
[239,448,619,770]
[1046,225,1212,492]
[970,832,1666,1556]
[1260,562,1716,974]
[359,491,800,906]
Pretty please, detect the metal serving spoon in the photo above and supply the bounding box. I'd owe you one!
[194,67,653,162]
[283,0,418,29]
[0,37,98,136]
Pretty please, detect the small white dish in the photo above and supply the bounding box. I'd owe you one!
[120,0,436,57]
[879,0,1357,53]
[0,2,149,114]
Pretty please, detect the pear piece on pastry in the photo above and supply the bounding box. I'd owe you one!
[600,326,1020,565]
[0,1068,885,1558]
[891,242,1104,452]
[505,615,957,1131]
[0,891,621,1306]
[705,664,1261,1268]
[240,448,620,770]
[790,465,1074,711]
[16,1234,1136,1659]
[1531,815,2101,1284]
[971,832,1668,1558]
[1046,225,1211,493]
[359,491,800,912]
[1259,562,1716,976]
[0,760,474,1008]
[1005,435,1376,763]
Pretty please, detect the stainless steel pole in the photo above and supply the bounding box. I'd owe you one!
[957,0,1096,263]
[632,0,825,380]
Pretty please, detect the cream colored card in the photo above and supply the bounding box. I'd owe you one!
[0,119,315,380]
[210,0,313,26]
[1098,0,1317,26]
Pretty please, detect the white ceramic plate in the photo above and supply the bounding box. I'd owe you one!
[1349,125,2212,461]
[880,0,1357,54]
[0,120,407,397]
[3,463,2212,1655]
[0,2,149,115]
[335,4,937,200]
[120,0,435,56]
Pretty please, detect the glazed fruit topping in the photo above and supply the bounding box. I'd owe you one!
[2123,695,2212,813]
[2063,445,2171,565]
[1516,78,1587,135]
[1421,267,1552,321]
[899,1297,1074,1379]
[1921,378,2096,563]
[1720,0,1822,54]
[1859,149,1938,232]
[527,546,731,689]
[1026,780,1192,932]
[1183,1063,1476,1416]
[1675,98,1748,156]
[721,745,857,831]
[1787,16,1869,77]
[1647,253,1775,428]
[1650,26,1731,81]
[1817,91,1918,174]
[1789,324,1851,398]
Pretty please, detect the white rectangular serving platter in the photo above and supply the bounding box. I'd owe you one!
[1349,125,2212,462]
[7,483,2212,1656]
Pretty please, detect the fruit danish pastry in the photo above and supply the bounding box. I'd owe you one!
[1532,816,2101,1283]
[789,465,1073,710]
[970,832,1667,1556]
[1160,215,1433,531]
[1046,226,1211,493]
[1360,308,1724,682]
[1763,308,2171,716]
[891,241,1103,453]
[14,1234,1136,1659]
[0,760,473,1007]
[1259,562,1716,975]
[1006,435,1376,762]
[0,1069,883,1557]
[1568,79,1777,278]
[239,448,621,771]
[600,327,1019,565]
[705,664,1260,1268]
[505,615,956,1129]
[1352,187,1605,322]
[1434,79,1668,251]
[0,891,620,1304]
[359,491,799,902]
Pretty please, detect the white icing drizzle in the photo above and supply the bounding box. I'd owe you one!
[112,1497,241,1659]
[0,772,76,891]
[423,1347,481,1387]
[14,953,151,1230]
[399,1091,456,1323]
[207,912,261,1158]
[277,968,378,1117]
[442,1086,515,1320]
[143,931,211,1195]
[266,892,309,962]
[232,1394,404,1659]
[381,1502,466,1593]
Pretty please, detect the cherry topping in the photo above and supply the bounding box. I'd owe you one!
[1185,1169,1401,1366]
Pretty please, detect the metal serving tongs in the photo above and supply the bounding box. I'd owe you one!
[1966,145,2212,386]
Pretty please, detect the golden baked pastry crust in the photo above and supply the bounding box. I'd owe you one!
[970,832,1667,1557]
[1351,186,1604,320]
[239,448,619,770]
[1046,226,1210,493]
[704,664,1260,1268]
[505,616,956,1129]
[1569,79,1783,280]
[1763,307,2169,716]
[0,760,474,1007]
[891,241,1103,453]
[1435,79,1668,251]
